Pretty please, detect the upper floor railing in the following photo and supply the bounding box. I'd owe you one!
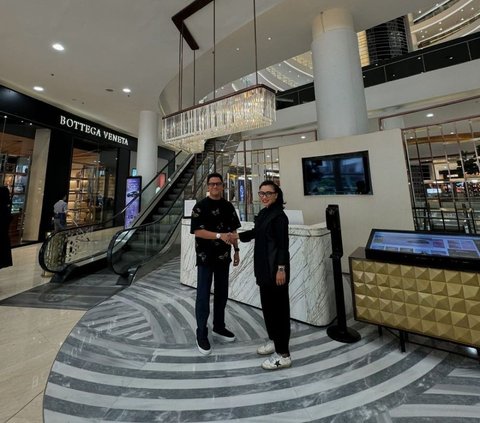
[276,31,480,111]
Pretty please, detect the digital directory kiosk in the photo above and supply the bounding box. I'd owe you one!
[365,229,480,272]
[349,229,480,353]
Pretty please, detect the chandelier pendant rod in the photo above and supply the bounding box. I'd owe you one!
[213,0,216,100]
[253,0,258,85]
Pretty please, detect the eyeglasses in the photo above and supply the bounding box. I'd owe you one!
[207,182,223,187]
[258,191,276,198]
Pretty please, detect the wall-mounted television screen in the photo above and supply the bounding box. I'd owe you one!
[302,151,372,196]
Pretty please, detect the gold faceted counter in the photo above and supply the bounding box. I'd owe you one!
[349,248,480,348]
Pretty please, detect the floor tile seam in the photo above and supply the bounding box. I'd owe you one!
[44,350,440,413]
[389,403,480,418]
[0,345,61,378]
[92,315,149,332]
[64,318,371,355]
[294,349,451,422]
[83,312,144,328]
[2,389,44,423]
[59,327,381,364]
[448,368,480,379]
[47,345,420,398]
[51,337,393,384]
[59,326,383,367]
[425,383,480,396]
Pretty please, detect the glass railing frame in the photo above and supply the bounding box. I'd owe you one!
[39,150,190,273]
[275,31,480,110]
[107,151,215,275]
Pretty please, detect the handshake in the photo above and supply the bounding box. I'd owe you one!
[218,232,239,245]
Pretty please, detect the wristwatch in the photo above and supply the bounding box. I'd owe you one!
[234,247,240,252]
[216,233,221,239]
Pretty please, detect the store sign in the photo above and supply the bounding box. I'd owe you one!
[59,115,129,146]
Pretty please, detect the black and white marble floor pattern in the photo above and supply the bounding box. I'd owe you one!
[44,257,480,423]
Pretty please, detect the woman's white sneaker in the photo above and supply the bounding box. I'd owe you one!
[256,340,275,355]
[261,352,291,370]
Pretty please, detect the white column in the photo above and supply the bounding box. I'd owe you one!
[137,110,159,188]
[23,129,50,241]
[311,8,368,140]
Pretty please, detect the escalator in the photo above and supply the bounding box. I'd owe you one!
[106,149,216,283]
[39,137,238,284]
[38,150,194,282]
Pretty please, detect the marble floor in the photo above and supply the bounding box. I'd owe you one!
[2,246,480,422]
[42,257,480,422]
[0,245,86,423]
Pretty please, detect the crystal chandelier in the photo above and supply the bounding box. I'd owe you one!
[163,0,276,154]
[162,84,275,153]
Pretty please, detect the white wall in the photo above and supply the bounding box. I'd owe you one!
[279,128,414,269]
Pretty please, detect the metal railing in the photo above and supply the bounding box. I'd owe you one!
[275,31,480,110]
[107,150,217,276]
[39,151,190,274]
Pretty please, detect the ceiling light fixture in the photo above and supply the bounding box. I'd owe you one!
[52,43,64,51]
[426,113,434,117]
[162,0,276,154]
[33,86,44,92]
[122,88,132,93]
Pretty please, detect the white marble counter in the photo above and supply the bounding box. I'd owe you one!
[180,219,336,326]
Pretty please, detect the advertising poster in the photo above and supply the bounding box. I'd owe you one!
[125,176,142,228]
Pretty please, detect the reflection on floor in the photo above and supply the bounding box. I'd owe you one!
[44,257,480,422]
[0,268,124,311]
[0,244,86,423]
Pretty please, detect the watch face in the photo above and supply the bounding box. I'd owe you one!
[216,233,221,239]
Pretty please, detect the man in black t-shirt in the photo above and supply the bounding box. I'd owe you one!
[190,172,241,355]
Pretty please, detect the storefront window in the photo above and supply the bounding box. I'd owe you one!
[0,115,35,245]
[68,144,117,226]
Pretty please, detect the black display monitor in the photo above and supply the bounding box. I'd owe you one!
[302,151,372,196]
[365,229,480,271]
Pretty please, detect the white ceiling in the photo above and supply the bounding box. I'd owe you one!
[0,0,438,138]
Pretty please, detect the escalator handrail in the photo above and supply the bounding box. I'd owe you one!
[38,150,190,273]
[107,151,214,275]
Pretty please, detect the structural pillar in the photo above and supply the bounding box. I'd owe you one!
[137,110,159,191]
[311,8,368,140]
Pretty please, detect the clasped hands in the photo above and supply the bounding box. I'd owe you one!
[219,232,239,245]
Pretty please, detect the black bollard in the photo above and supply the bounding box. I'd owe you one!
[325,204,361,343]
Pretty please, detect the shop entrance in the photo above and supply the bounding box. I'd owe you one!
[0,117,35,245]
[68,144,117,226]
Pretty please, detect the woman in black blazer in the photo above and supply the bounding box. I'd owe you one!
[234,180,291,370]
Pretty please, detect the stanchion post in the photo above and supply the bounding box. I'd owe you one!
[325,204,361,343]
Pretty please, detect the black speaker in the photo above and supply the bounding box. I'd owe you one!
[325,204,361,344]
[326,204,343,256]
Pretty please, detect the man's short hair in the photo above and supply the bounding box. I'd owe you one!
[207,172,223,183]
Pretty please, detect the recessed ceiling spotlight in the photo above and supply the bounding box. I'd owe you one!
[236,47,240,51]
[301,135,306,139]
[426,113,434,118]
[122,88,131,93]
[33,86,44,92]
[267,37,272,40]
[52,43,65,51]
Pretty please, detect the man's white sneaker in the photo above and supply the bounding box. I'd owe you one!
[256,340,275,355]
[261,352,292,370]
